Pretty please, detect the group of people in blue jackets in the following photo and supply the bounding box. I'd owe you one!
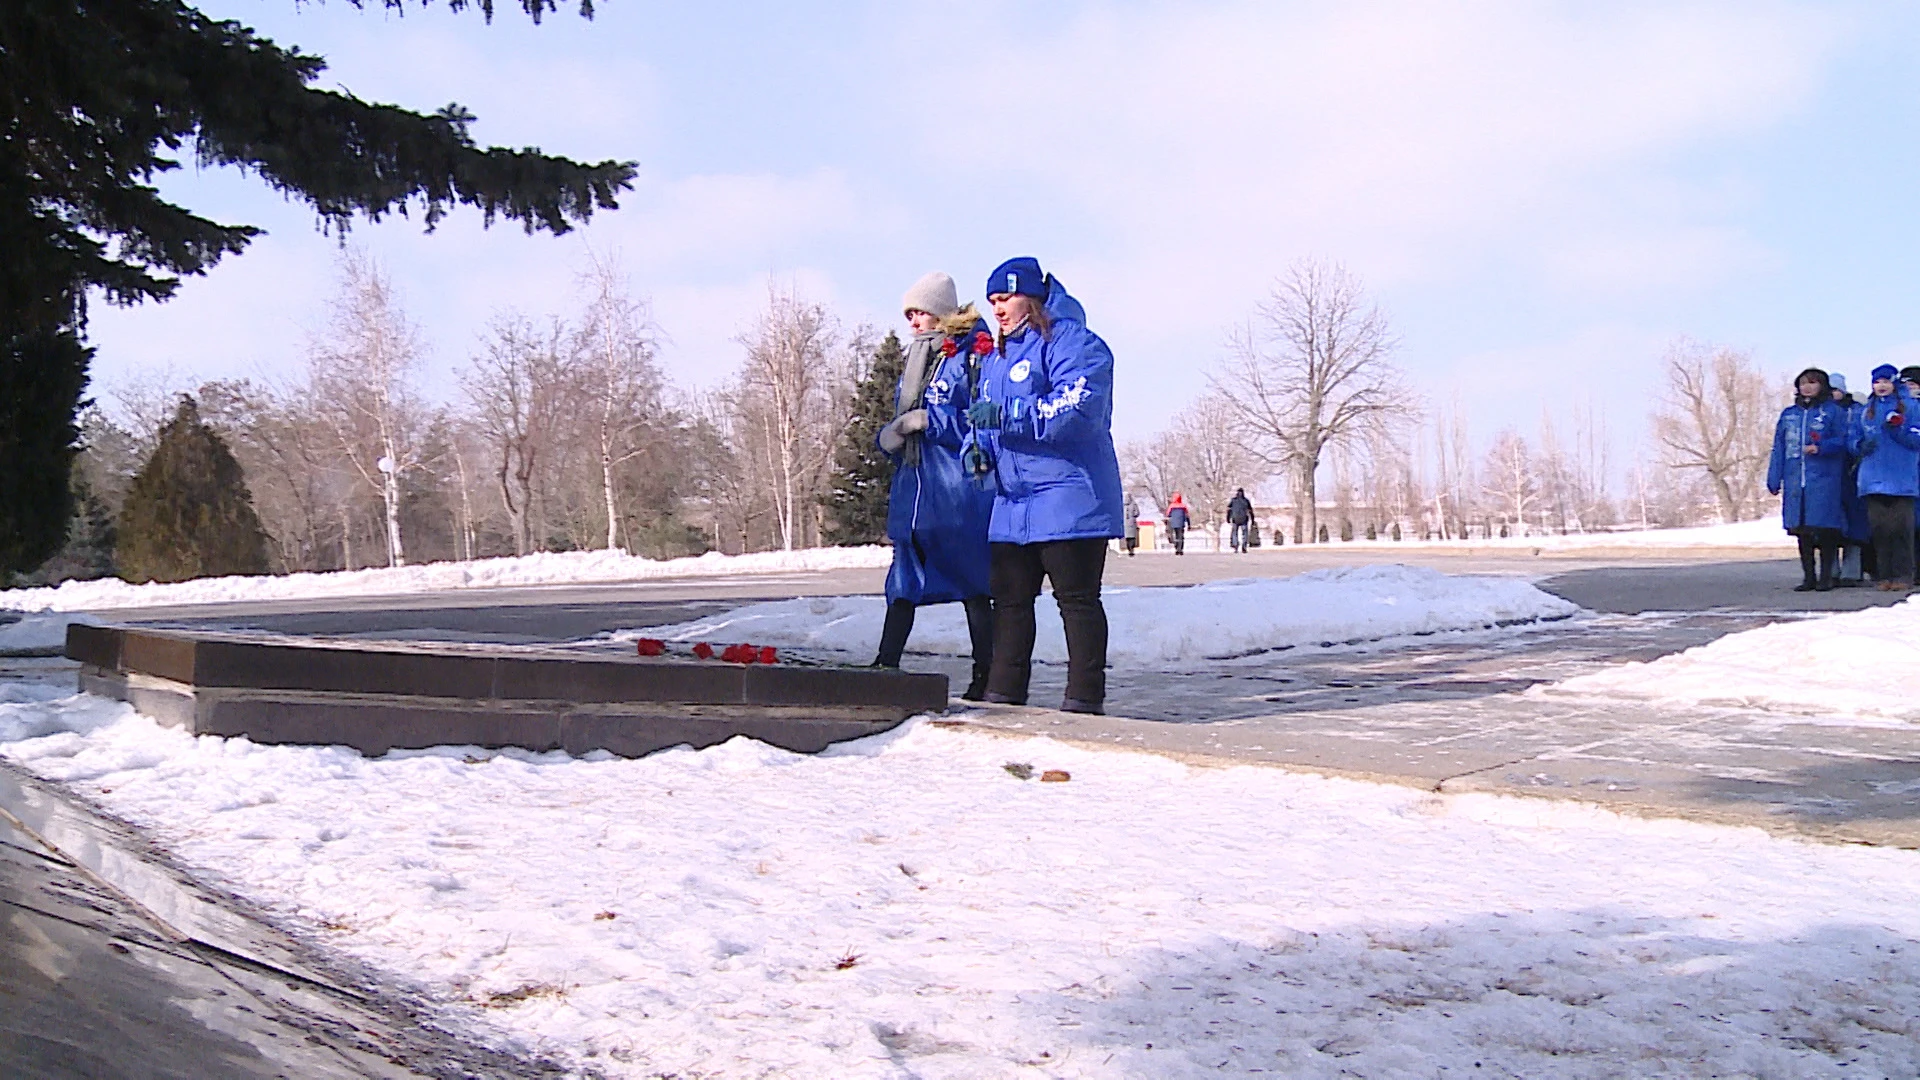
[870,257,1124,714]
[1767,363,1920,592]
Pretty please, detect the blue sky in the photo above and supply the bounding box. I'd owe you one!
[83,0,1920,454]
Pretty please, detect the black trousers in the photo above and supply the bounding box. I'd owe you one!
[875,596,992,672]
[1792,526,1840,586]
[1866,496,1915,585]
[988,538,1108,706]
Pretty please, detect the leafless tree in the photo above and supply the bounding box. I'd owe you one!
[197,379,340,571]
[1212,258,1406,543]
[577,252,666,551]
[733,284,845,551]
[461,313,578,555]
[1482,429,1540,535]
[1650,339,1772,523]
[695,389,772,553]
[308,252,426,567]
[1123,391,1264,536]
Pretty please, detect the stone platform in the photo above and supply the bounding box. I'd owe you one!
[66,624,945,758]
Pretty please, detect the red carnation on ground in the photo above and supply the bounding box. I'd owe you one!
[972,331,994,355]
[634,638,665,657]
[940,339,959,357]
[759,645,779,664]
[692,642,714,660]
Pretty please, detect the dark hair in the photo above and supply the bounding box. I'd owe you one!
[1793,367,1831,403]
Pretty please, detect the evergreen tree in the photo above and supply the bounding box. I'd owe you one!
[117,398,272,584]
[822,332,906,546]
[1,0,635,575]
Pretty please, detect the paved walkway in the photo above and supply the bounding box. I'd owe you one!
[0,756,566,1079]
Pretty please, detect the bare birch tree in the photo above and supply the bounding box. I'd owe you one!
[577,252,665,551]
[1482,429,1539,534]
[1650,339,1772,523]
[733,285,842,551]
[1212,258,1405,543]
[309,252,425,567]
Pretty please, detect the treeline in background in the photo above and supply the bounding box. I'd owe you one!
[19,256,1783,586]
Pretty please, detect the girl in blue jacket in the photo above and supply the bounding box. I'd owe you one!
[1766,368,1850,591]
[872,272,996,699]
[938,257,1124,714]
[1854,364,1920,590]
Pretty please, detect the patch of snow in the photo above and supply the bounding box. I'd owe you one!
[620,565,1582,665]
[1242,517,1792,553]
[1545,597,1920,724]
[0,612,98,655]
[6,700,1918,1077]
[0,547,893,614]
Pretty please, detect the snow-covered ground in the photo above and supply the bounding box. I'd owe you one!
[0,612,95,655]
[0,546,894,613]
[1547,596,1920,725]
[623,565,1581,666]
[1228,517,1792,554]
[2,697,1917,1078]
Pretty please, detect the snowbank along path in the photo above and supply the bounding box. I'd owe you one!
[622,565,1582,668]
[3,692,1917,1079]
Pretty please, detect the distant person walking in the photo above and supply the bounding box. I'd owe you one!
[945,257,1124,715]
[1766,368,1849,592]
[1166,492,1191,555]
[1123,494,1139,556]
[872,272,995,699]
[1226,488,1254,553]
[1854,364,1920,591]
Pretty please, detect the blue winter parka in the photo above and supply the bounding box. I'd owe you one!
[1855,389,1920,498]
[1766,399,1851,532]
[932,277,1125,544]
[880,322,995,605]
[1841,399,1871,541]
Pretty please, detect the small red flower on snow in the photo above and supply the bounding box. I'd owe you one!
[972,331,994,355]
[759,646,779,664]
[940,338,959,357]
[634,638,665,657]
[692,642,715,660]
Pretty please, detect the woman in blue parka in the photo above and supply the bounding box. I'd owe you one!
[1766,367,1851,591]
[871,272,996,699]
[1854,363,1920,590]
[932,257,1123,714]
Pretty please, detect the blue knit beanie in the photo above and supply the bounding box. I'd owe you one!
[1873,363,1899,383]
[986,257,1048,300]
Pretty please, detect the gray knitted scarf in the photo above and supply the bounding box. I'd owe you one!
[895,331,942,466]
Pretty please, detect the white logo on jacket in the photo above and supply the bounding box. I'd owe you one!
[924,378,951,406]
[1008,359,1032,383]
[1036,376,1090,420]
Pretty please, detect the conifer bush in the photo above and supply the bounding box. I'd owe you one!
[116,398,271,583]
[821,332,906,545]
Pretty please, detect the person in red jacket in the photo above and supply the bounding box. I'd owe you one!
[1165,492,1191,555]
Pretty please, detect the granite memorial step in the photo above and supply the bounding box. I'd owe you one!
[68,624,946,758]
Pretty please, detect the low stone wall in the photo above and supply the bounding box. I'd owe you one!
[68,625,946,758]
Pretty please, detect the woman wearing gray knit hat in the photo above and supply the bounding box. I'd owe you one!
[871,272,997,698]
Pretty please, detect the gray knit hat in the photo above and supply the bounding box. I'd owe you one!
[901,272,960,318]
